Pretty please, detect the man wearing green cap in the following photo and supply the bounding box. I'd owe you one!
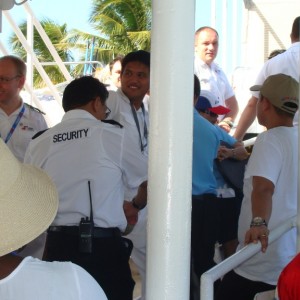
[216,74,299,300]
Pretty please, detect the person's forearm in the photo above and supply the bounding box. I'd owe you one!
[251,176,274,223]
[224,96,239,121]
[219,96,239,132]
[233,96,258,141]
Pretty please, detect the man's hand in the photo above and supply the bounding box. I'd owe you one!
[218,121,231,133]
[244,225,270,253]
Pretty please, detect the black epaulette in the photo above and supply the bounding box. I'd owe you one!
[32,129,48,139]
[25,103,46,115]
[102,119,123,128]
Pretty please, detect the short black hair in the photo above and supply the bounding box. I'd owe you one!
[121,50,150,74]
[194,74,201,99]
[62,76,108,112]
[291,16,300,40]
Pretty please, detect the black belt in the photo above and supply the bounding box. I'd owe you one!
[48,226,121,238]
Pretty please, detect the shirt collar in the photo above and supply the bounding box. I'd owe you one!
[62,109,98,122]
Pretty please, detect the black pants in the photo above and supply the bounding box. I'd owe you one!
[44,230,135,300]
[191,194,220,279]
[190,194,220,300]
[215,270,276,300]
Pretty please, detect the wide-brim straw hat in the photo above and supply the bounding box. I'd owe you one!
[0,140,58,256]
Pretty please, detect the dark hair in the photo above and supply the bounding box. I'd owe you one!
[62,76,108,112]
[268,49,286,60]
[109,55,124,72]
[291,16,300,40]
[121,50,150,74]
[195,26,219,37]
[0,55,26,77]
[194,74,201,99]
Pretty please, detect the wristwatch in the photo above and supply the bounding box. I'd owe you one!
[250,217,268,227]
[221,120,234,128]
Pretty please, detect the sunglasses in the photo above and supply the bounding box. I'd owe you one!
[199,109,218,118]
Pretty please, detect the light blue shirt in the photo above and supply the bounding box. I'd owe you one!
[192,109,219,195]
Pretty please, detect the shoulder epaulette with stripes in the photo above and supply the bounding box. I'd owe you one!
[102,119,123,128]
[24,103,46,115]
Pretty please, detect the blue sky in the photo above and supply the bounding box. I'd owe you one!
[0,0,243,74]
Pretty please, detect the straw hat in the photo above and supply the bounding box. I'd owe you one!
[0,140,58,256]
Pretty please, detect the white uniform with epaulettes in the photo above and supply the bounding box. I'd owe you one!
[24,109,147,229]
[0,101,47,162]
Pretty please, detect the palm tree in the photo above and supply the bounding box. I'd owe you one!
[9,19,74,88]
[65,0,151,66]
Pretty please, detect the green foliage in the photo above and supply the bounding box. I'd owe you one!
[9,19,74,88]
[9,0,152,86]
[66,0,152,65]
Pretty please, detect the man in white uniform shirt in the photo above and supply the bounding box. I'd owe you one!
[107,50,149,300]
[0,55,47,162]
[234,16,300,140]
[194,27,239,132]
[216,74,299,300]
[0,55,48,260]
[24,76,147,300]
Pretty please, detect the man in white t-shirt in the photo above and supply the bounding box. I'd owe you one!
[194,26,239,132]
[234,16,300,140]
[216,74,299,300]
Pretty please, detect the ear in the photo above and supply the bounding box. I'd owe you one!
[263,98,273,113]
[18,75,26,90]
[90,97,99,111]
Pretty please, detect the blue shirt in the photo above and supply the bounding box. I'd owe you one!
[192,109,219,195]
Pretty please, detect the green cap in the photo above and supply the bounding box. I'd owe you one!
[250,74,299,115]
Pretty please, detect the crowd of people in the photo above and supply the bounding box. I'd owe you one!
[0,15,299,300]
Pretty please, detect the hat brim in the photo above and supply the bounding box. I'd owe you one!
[209,105,231,115]
[250,84,262,92]
[0,164,58,256]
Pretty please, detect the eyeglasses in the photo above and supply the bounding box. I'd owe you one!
[0,75,21,83]
[105,106,111,119]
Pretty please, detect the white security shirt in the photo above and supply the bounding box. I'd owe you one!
[0,102,47,162]
[107,89,149,199]
[0,256,107,300]
[24,109,147,231]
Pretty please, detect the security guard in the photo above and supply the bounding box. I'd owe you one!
[0,55,48,162]
[107,50,150,300]
[24,76,148,300]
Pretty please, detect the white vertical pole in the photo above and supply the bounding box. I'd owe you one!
[3,10,64,109]
[221,0,228,73]
[211,0,216,28]
[23,2,72,82]
[147,0,195,299]
[232,0,238,73]
[26,12,34,104]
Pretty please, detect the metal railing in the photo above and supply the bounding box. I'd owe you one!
[200,216,297,300]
